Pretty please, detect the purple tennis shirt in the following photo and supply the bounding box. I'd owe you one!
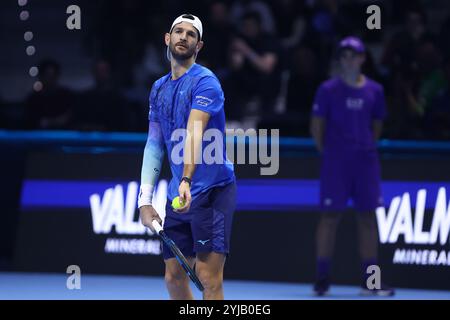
[312,76,386,152]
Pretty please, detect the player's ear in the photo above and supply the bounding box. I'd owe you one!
[165,33,170,47]
[196,40,204,53]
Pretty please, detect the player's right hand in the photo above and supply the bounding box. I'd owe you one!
[139,205,162,233]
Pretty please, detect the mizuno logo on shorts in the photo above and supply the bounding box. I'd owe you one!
[197,239,210,245]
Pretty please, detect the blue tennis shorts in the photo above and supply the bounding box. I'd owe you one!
[162,181,236,260]
[320,149,384,212]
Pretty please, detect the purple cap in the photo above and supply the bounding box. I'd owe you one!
[338,36,365,53]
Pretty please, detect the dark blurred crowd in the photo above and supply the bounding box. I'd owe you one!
[1,0,450,140]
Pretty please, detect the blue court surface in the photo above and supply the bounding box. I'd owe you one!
[0,272,448,300]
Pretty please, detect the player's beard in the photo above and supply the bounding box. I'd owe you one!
[169,41,197,61]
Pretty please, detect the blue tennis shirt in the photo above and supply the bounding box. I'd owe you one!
[148,63,235,201]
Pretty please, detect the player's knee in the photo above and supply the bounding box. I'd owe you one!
[197,269,223,292]
[165,268,189,287]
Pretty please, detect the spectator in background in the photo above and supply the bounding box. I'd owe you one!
[425,56,450,140]
[227,11,281,120]
[199,0,233,78]
[301,0,352,77]
[384,69,422,139]
[361,49,383,84]
[412,39,447,117]
[270,0,308,50]
[381,7,439,139]
[25,59,74,130]
[75,59,128,132]
[381,6,431,77]
[93,0,149,87]
[285,45,324,136]
[385,38,446,139]
[230,0,276,35]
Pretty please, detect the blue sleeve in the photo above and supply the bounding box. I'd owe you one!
[140,121,165,186]
[372,85,387,120]
[191,76,224,116]
[311,84,330,118]
[148,84,160,123]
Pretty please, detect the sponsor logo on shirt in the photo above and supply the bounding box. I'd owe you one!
[195,95,213,106]
[346,98,364,110]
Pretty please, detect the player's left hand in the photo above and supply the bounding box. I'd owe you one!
[175,180,192,213]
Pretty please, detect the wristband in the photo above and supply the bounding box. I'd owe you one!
[181,176,192,187]
[138,184,154,208]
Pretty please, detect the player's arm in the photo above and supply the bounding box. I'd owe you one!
[176,109,211,213]
[373,120,383,141]
[139,120,165,230]
[310,116,326,153]
[310,84,329,154]
[183,109,211,178]
[372,85,387,142]
[176,76,223,213]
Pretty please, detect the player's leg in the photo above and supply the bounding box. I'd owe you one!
[162,203,196,299]
[356,210,378,264]
[196,252,226,300]
[316,211,342,260]
[314,210,343,295]
[314,153,350,295]
[164,256,196,300]
[192,181,236,300]
[354,150,383,273]
[354,151,394,296]
[355,209,394,296]
[316,211,344,258]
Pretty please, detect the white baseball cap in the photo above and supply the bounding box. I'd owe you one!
[170,13,203,40]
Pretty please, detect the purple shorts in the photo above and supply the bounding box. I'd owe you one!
[162,181,236,260]
[320,149,383,212]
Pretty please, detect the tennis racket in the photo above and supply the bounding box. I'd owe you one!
[152,220,204,291]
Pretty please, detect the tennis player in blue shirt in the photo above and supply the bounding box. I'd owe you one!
[138,14,236,300]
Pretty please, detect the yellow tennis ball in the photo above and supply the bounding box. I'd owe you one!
[171,196,185,209]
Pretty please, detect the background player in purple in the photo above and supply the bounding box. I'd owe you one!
[310,36,394,296]
[138,14,236,300]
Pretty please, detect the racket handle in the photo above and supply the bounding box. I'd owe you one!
[151,220,163,234]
